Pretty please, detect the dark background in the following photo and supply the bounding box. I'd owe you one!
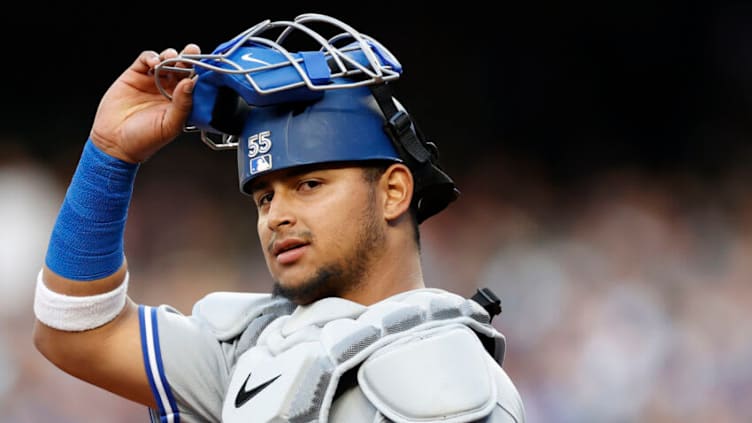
[3,2,752,186]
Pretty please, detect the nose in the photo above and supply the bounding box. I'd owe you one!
[265,193,296,231]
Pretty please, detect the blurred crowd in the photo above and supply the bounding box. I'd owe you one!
[1,139,751,422]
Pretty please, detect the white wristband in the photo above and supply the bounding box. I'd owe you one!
[33,269,129,331]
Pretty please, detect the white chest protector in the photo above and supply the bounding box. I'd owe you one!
[196,289,524,422]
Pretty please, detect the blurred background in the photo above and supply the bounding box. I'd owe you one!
[2,1,752,421]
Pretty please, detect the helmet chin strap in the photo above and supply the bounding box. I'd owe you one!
[368,84,460,223]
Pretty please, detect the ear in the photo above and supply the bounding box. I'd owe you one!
[380,163,414,222]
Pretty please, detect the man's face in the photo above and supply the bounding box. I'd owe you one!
[251,164,386,305]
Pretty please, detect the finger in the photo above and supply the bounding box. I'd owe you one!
[154,48,181,85]
[159,48,179,61]
[149,45,199,81]
[182,43,201,55]
[134,50,160,74]
[162,77,196,136]
[171,43,201,73]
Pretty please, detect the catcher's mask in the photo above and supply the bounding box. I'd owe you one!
[154,13,459,223]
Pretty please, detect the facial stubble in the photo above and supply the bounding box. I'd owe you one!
[271,186,386,304]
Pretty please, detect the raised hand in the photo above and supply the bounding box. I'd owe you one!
[89,44,200,163]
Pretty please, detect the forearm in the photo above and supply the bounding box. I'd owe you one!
[35,137,138,333]
[33,139,154,406]
[45,138,138,282]
[36,136,140,326]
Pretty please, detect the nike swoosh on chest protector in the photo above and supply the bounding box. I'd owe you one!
[235,373,282,408]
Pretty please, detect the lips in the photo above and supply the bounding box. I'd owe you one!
[271,238,309,257]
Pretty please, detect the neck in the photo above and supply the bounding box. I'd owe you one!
[342,225,424,306]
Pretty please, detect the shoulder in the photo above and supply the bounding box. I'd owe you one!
[191,291,295,341]
[354,320,525,422]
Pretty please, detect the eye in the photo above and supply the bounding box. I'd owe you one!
[255,192,273,208]
[299,180,321,191]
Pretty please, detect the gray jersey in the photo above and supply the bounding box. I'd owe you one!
[139,289,525,422]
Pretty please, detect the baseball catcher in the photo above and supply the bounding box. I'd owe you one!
[33,13,525,422]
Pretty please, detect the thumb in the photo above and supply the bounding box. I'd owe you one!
[162,78,195,137]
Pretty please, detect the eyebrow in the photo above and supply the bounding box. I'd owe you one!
[248,166,323,194]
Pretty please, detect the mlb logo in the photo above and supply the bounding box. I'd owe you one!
[250,154,272,174]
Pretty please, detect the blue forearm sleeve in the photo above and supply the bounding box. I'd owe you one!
[45,139,139,281]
